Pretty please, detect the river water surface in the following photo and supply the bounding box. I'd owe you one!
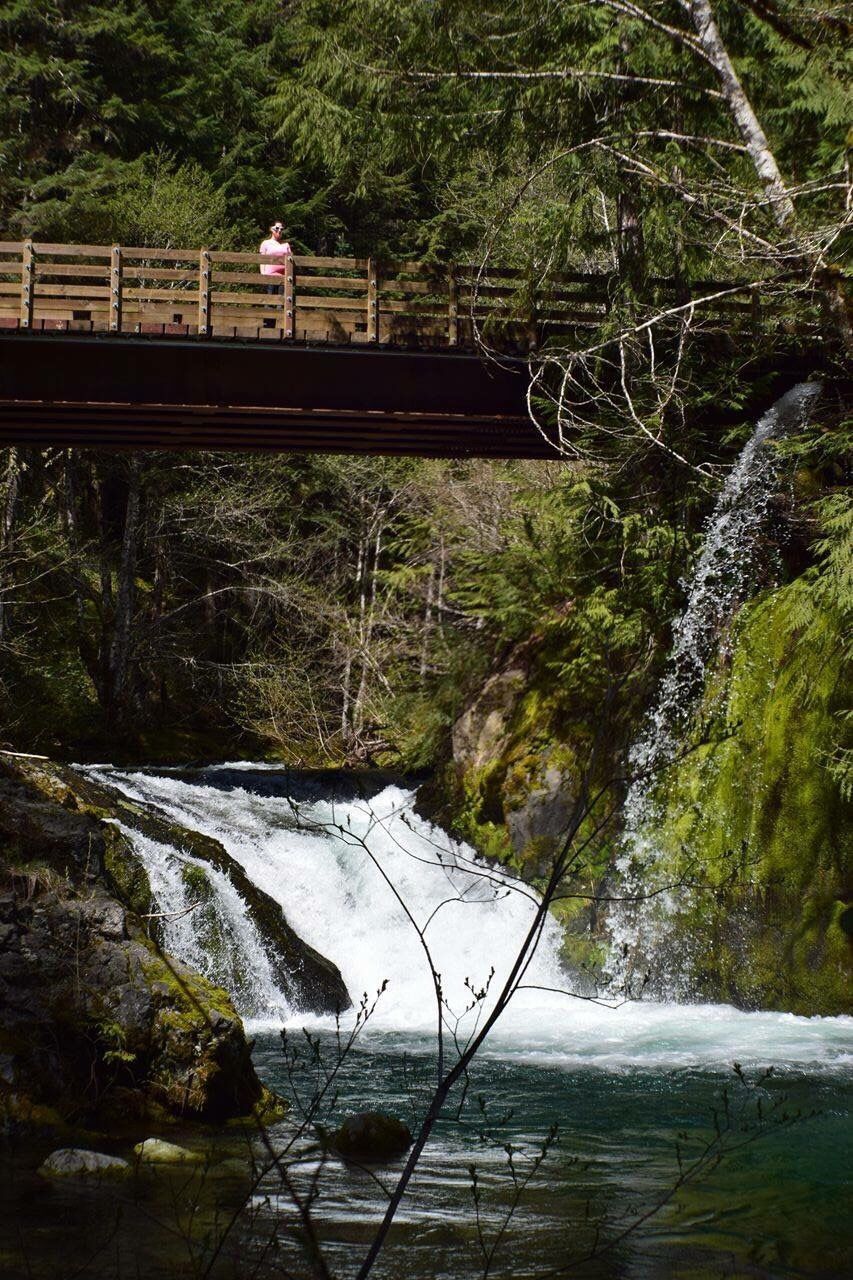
[79,765,853,1279]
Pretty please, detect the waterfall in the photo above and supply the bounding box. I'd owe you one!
[89,766,851,1069]
[108,820,291,1021]
[93,770,567,1032]
[604,382,822,994]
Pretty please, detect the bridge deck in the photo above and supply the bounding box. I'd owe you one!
[0,240,823,457]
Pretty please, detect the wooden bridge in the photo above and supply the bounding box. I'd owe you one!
[0,239,813,456]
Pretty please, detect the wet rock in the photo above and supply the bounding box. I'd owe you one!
[59,766,351,1017]
[441,637,578,866]
[451,660,528,774]
[504,762,575,862]
[331,1111,412,1163]
[0,771,107,881]
[134,1138,202,1164]
[39,1148,130,1179]
[0,757,266,1127]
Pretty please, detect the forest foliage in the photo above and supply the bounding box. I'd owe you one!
[0,0,848,779]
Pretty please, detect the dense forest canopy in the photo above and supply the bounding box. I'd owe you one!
[3,2,849,259]
[0,1,848,789]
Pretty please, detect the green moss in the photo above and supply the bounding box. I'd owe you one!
[181,862,213,900]
[652,584,852,1014]
[103,827,152,918]
[140,940,237,1029]
[226,1085,290,1130]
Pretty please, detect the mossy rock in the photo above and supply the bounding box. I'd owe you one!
[103,825,153,919]
[330,1111,412,1163]
[133,1138,202,1165]
[646,583,852,1014]
[181,862,213,901]
[0,771,268,1128]
[138,943,263,1121]
[226,1084,289,1130]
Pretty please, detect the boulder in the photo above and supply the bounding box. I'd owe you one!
[451,661,528,774]
[134,1138,202,1164]
[39,1148,130,1179]
[331,1111,412,1163]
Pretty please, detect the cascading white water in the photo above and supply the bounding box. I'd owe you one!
[604,382,822,993]
[91,770,566,1031]
[107,820,291,1020]
[87,766,851,1071]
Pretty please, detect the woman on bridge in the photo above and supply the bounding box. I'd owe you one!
[259,222,292,294]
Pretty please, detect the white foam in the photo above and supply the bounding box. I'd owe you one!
[88,767,852,1073]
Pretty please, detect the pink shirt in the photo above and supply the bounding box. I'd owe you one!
[259,237,292,275]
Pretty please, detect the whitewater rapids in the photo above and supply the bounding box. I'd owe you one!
[86,767,852,1075]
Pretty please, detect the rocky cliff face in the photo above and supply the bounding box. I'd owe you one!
[432,579,851,1016]
[0,758,266,1131]
[442,637,584,874]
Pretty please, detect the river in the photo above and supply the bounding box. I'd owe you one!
[74,763,853,1279]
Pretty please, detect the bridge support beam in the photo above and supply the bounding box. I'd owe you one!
[0,331,554,458]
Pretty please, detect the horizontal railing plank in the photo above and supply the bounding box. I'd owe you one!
[293,255,369,270]
[34,284,112,299]
[294,295,367,312]
[295,274,369,292]
[211,250,285,265]
[33,263,110,279]
[210,251,368,268]
[32,243,113,257]
[121,247,201,262]
[122,266,198,281]
[123,288,199,303]
[211,269,279,287]
[379,279,437,295]
[210,291,289,308]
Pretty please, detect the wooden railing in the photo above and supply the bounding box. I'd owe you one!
[0,239,815,349]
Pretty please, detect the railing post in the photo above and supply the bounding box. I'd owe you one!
[283,254,295,339]
[367,257,379,342]
[110,245,122,332]
[198,248,211,336]
[20,239,34,329]
[447,268,458,346]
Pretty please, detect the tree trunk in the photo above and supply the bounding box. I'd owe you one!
[420,564,434,680]
[106,458,142,729]
[0,448,21,644]
[687,0,796,229]
[341,536,365,746]
[353,523,382,739]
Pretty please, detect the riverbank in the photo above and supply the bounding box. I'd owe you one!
[0,755,288,1136]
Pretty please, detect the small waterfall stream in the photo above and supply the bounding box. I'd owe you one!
[113,822,291,1019]
[92,770,566,1032]
[604,382,822,993]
